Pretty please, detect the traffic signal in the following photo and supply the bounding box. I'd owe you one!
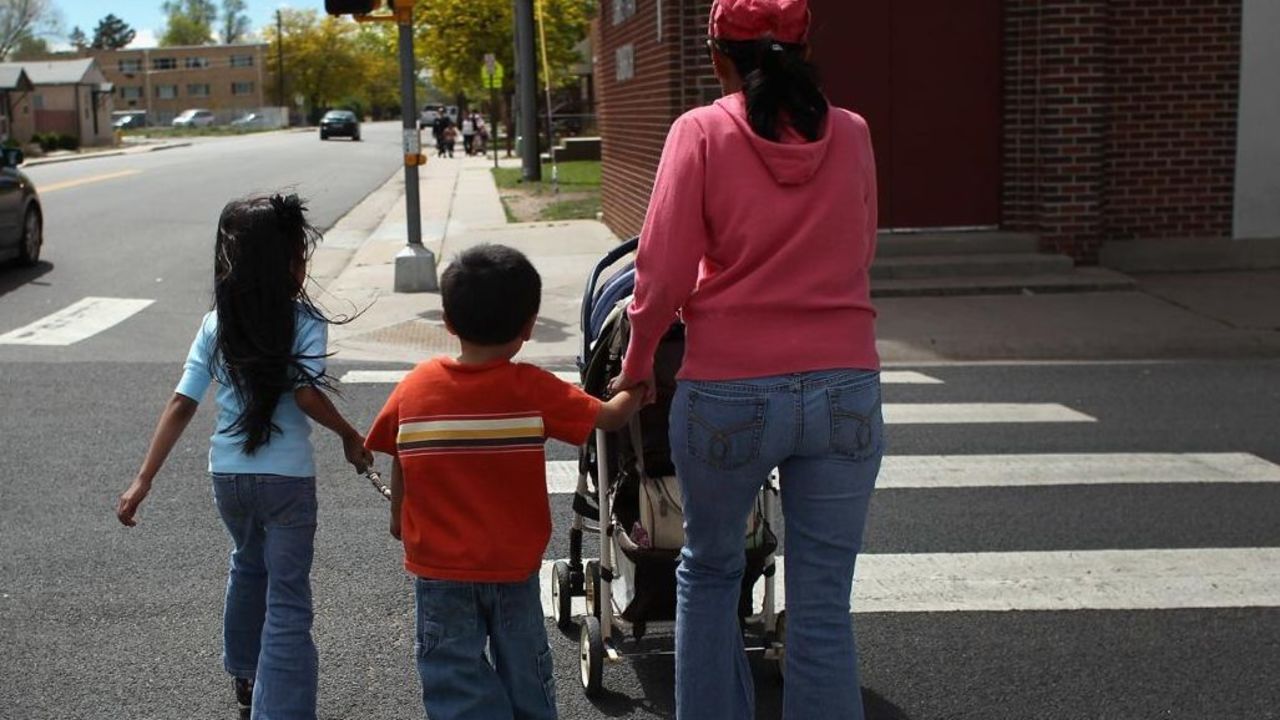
[324,0,381,15]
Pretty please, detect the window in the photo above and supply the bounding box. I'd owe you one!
[152,57,177,70]
[187,83,211,97]
[118,59,143,73]
[612,0,636,25]
[185,56,209,69]
[33,94,43,110]
[616,44,635,82]
[232,81,254,96]
[120,86,144,100]
[230,54,254,68]
[156,85,178,99]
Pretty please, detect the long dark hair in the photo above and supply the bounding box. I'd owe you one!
[713,38,828,143]
[212,193,334,455]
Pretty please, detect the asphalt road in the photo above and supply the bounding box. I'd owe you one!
[0,123,403,364]
[2,129,1279,719]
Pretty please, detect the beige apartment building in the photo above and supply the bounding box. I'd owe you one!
[90,44,268,125]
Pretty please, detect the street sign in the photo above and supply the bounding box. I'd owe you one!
[482,57,505,89]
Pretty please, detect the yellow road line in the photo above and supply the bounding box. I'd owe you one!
[40,169,141,193]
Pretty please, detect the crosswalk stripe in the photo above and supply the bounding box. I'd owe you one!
[883,403,1095,424]
[543,453,1280,495]
[540,548,1280,617]
[877,453,1280,488]
[341,370,944,386]
[0,297,154,346]
[340,369,582,384]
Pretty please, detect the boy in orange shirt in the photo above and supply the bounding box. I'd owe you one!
[365,244,643,720]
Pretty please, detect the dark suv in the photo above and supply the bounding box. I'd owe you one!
[0,148,42,266]
[320,110,360,141]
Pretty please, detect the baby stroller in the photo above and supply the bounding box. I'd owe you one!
[549,237,783,697]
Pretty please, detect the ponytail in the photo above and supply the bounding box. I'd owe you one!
[714,38,828,143]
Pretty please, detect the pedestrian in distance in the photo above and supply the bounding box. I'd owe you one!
[461,113,477,156]
[364,244,645,720]
[115,194,374,720]
[443,124,459,158]
[433,109,450,158]
[609,0,883,718]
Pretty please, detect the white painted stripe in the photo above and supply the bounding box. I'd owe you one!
[547,460,581,494]
[540,548,1280,617]
[341,370,410,384]
[878,453,1280,489]
[880,371,944,385]
[340,369,584,385]
[883,403,1096,424]
[0,297,154,346]
[542,454,1280,495]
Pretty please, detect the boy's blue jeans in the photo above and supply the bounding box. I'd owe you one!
[212,474,319,720]
[414,574,556,720]
[670,370,884,720]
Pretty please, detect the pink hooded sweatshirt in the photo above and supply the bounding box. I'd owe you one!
[622,92,880,382]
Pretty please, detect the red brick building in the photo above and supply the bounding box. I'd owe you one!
[595,1,1279,265]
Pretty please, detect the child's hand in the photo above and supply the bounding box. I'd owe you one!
[343,432,373,473]
[116,478,152,527]
[609,371,656,405]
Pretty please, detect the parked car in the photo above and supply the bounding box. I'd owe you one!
[112,112,147,130]
[418,104,458,130]
[230,113,269,128]
[172,109,215,128]
[319,110,360,141]
[0,147,43,266]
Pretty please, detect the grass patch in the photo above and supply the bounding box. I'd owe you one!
[122,125,278,139]
[539,195,602,222]
[492,160,600,194]
[500,197,519,224]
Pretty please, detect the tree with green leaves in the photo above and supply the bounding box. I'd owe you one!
[68,26,87,50]
[0,0,59,58]
[415,0,592,99]
[263,10,367,123]
[160,0,216,46]
[91,14,136,49]
[9,31,48,59]
[219,0,249,44]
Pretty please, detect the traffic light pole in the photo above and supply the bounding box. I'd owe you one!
[514,0,540,182]
[391,0,437,293]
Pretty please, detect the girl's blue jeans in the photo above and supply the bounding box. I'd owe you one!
[212,474,319,720]
[671,370,884,720]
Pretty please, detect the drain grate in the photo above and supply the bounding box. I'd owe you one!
[351,318,459,355]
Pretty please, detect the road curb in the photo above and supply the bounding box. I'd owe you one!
[24,142,194,168]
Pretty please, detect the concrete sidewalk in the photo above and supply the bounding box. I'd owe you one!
[313,154,1280,368]
[314,153,615,368]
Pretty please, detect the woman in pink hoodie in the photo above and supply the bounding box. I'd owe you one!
[612,1,882,718]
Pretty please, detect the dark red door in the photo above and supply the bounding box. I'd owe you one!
[808,0,1003,228]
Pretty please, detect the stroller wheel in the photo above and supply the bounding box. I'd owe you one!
[585,560,602,618]
[580,616,605,697]
[552,560,574,629]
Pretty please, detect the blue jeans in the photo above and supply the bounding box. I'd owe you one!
[671,370,884,720]
[414,574,557,720]
[212,474,319,720]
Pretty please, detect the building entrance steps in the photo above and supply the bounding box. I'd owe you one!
[872,231,1136,297]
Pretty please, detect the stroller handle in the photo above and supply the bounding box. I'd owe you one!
[580,236,640,363]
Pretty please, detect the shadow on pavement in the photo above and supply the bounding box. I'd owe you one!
[0,260,53,299]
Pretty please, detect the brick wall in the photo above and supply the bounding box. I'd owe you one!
[1004,0,1242,261]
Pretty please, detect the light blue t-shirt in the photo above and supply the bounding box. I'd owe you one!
[176,307,328,477]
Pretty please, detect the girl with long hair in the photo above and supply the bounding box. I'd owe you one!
[611,1,883,718]
[116,194,372,719]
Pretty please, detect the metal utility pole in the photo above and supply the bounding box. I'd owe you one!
[391,0,436,292]
[276,11,285,108]
[514,0,540,181]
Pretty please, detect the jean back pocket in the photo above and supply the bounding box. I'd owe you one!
[685,388,767,471]
[828,381,884,460]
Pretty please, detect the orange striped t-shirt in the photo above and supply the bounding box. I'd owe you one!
[365,357,601,582]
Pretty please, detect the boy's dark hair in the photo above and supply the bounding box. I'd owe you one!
[441,244,541,345]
